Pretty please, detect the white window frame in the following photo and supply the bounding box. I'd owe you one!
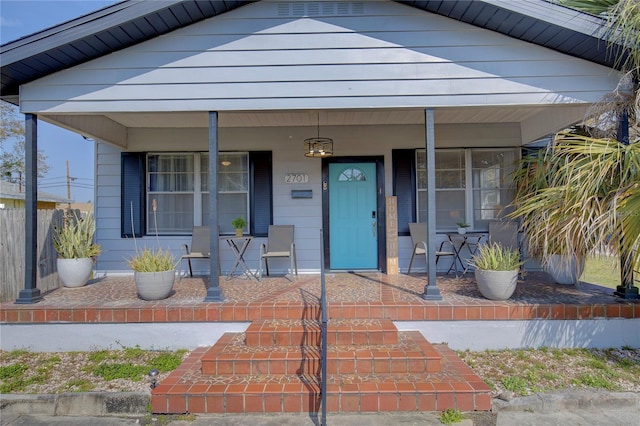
[146,152,250,235]
[416,148,519,232]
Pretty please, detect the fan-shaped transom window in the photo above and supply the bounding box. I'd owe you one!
[338,167,367,182]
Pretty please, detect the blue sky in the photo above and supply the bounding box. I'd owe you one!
[1,0,119,202]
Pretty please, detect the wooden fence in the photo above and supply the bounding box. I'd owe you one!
[0,209,64,302]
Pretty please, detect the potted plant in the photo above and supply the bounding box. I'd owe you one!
[53,210,101,287]
[127,199,178,300]
[232,216,247,237]
[506,133,602,285]
[470,243,522,300]
[456,222,471,235]
[128,247,177,300]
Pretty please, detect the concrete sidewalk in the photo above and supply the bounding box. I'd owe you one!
[1,390,639,426]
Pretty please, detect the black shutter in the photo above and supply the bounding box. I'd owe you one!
[249,151,272,237]
[392,149,416,236]
[121,152,145,238]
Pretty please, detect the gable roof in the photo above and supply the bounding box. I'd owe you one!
[0,0,625,104]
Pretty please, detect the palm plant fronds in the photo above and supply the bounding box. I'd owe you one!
[508,131,640,270]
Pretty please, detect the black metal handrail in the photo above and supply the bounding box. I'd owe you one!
[319,228,327,426]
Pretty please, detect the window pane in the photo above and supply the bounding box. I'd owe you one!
[417,190,465,228]
[436,150,465,169]
[436,190,466,228]
[201,153,249,234]
[148,154,194,192]
[148,154,195,234]
[147,193,194,234]
[436,170,464,188]
[338,167,367,181]
[471,149,518,229]
[473,188,515,224]
[417,149,466,231]
[417,150,466,189]
[219,153,248,192]
[218,193,248,234]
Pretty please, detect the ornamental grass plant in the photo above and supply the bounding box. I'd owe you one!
[127,247,176,272]
[470,242,522,271]
[52,210,101,259]
[126,199,178,273]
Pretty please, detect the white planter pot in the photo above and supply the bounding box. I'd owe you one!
[134,270,175,300]
[475,269,518,300]
[457,227,467,235]
[57,258,93,288]
[545,254,585,285]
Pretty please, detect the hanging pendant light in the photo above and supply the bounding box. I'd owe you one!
[304,113,333,158]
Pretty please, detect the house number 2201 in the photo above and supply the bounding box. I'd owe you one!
[285,173,309,183]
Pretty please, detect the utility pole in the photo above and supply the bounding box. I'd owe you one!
[66,160,75,211]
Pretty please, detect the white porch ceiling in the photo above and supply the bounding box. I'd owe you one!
[103,106,548,128]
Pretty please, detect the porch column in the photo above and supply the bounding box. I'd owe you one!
[422,108,442,300]
[15,114,42,304]
[204,111,224,302]
[614,110,638,299]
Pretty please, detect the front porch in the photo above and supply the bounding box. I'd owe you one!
[2,271,638,327]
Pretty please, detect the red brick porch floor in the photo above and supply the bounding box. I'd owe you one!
[1,272,638,323]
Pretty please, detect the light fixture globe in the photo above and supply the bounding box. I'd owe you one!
[304,137,333,158]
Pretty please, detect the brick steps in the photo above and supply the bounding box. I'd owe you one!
[151,319,491,414]
[201,329,440,376]
[244,319,398,346]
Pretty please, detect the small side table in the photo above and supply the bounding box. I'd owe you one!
[222,235,255,280]
[446,233,484,274]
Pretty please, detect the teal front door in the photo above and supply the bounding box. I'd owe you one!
[329,162,378,269]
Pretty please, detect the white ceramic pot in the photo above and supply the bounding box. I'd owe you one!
[545,254,585,285]
[134,270,175,300]
[475,269,519,300]
[57,258,93,288]
[458,227,467,235]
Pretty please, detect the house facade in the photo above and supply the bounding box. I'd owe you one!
[1,0,625,280]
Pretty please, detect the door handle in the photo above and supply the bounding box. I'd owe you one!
[372,220,377,237]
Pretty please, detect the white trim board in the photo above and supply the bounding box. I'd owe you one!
[0,322,249,352]
[397,319,640,351]
[1,319,638,352]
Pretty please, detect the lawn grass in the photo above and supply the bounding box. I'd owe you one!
[458,347,640,397]
[581,254,620,289]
